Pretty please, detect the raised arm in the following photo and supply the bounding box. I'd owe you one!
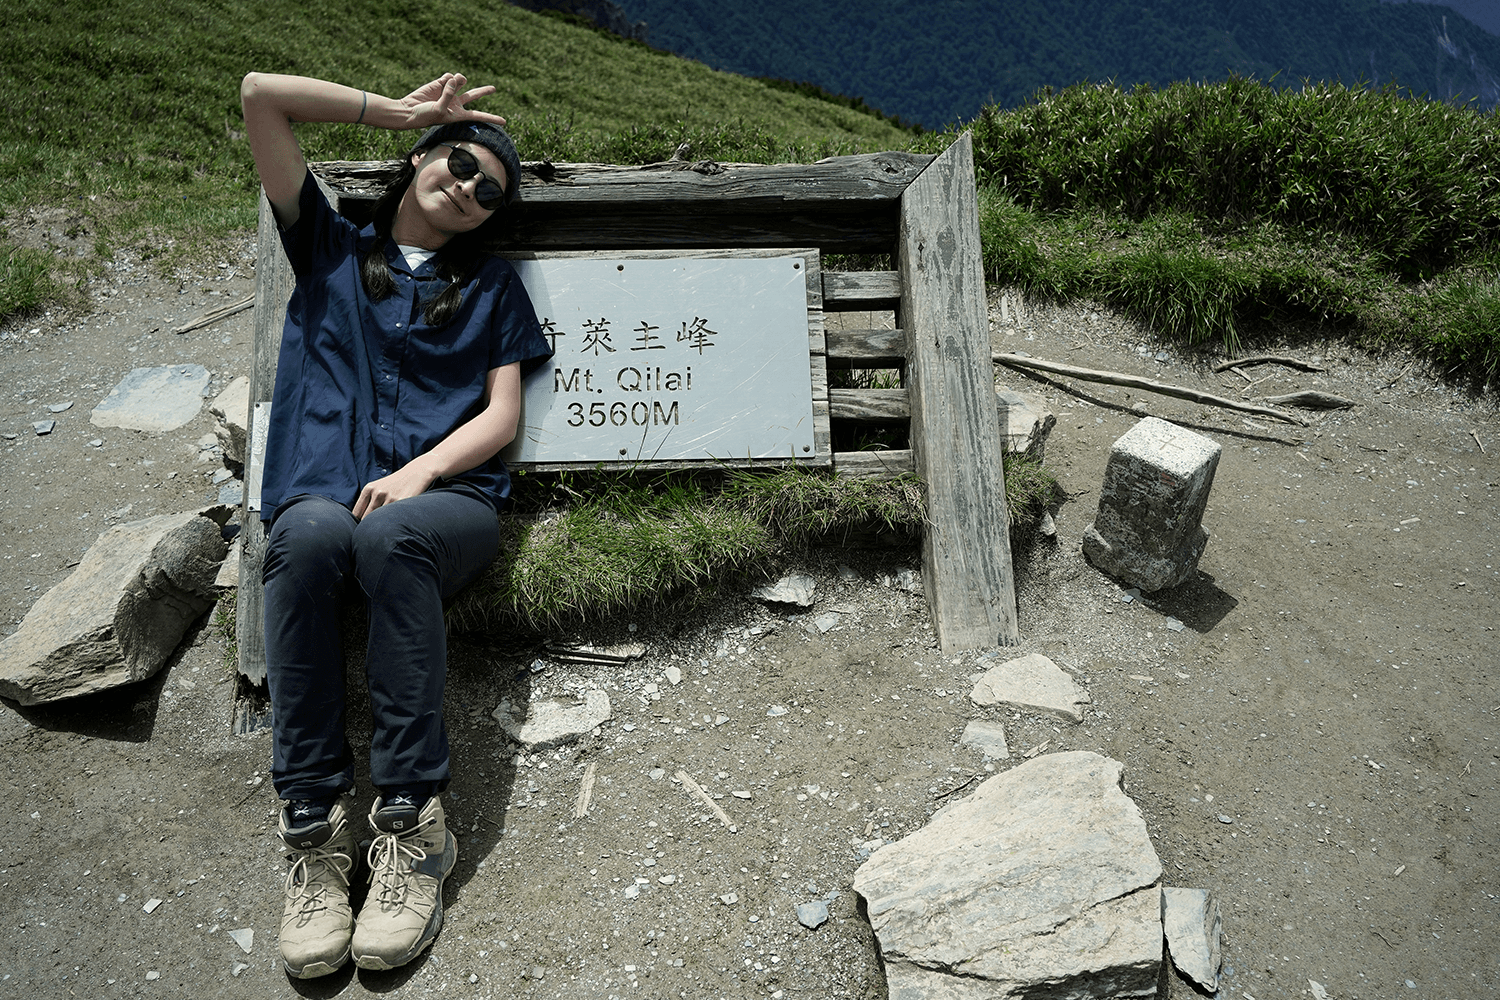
[239,72,508,228]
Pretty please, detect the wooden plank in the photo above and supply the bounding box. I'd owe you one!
[898,133,1019,649]
[317,156,919,253]
[237,189,300,686]
[822,271,901,310]
[829,388,909,423]
[831,450,914,479]
[825,327,906,368]
[318,152,934,207]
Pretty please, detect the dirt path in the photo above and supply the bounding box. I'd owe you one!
[0,238,1496,999]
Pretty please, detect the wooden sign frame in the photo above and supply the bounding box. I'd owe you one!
[239,135,1018,698]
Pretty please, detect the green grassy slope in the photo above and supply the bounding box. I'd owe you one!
[0,0,911,274]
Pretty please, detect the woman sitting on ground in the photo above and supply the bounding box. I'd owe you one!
[240,70,551,978]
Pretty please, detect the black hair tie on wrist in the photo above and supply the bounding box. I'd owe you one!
[356,90,367,125]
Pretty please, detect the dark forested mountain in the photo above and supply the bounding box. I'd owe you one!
[616,0,1500,127]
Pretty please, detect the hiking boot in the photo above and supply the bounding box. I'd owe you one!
[351,795,457,971]
[277,793,358,978]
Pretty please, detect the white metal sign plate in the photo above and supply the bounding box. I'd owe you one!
[502,256,814,464]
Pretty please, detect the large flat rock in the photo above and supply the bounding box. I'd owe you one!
[91,365,210,433]
[0,507,230,705]
[854,751,1163,1000]
[970,652,1090,722]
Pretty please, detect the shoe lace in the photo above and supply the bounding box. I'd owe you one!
[366,815,434,907]
[285,838,354,913]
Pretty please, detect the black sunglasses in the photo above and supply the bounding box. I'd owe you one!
[439,144,507,211]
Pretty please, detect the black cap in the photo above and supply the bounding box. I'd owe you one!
[409,122,523,208]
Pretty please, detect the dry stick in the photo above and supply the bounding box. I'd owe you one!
[676,769,737,832]
[1472,430,1487,454]
[1212,355,1326,373]
[1229,366,1254,383]
[932,773,981,800]
[574,761,597,819]
[994,353,1310,426]
[172,294,255,335]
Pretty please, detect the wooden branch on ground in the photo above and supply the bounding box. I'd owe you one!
[574,761,597,819]
[994,352,1310,426]
[1259,390,1355,410]
[1212,355,1326,373]
[173,294,254,335]
[676,770,737,832]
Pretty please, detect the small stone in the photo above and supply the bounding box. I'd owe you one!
[1217,814,1233,824]
[211,468,234,485]
[623,885,640,899]
[959,719,1010,759]
[231,962,248,977]
[837,564,860,583]
[649,768,665,781]
[228,927,254,953]
[142,898,163,913]
[665,665,682,685]
[48,401,74,413]
[659,874,677,885]
[895,568,920,592]
[1039,512,1057,538]
[813,612,840,633]
[732,790,751,799]
[767,705,788,717]
[715,714,730,726]
[32,420,55,435]
[720,892,738,905]
[796,900,829,929]
[145,971,160,981]
[1165,617,1186,631]
[1,432,16,440]
[1163,887,1223,991]
[533,966,546,980]
[751,572,816,607]
[492,690,611,750]
[89,439,103,447]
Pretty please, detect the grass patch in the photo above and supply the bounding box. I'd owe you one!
[446,459,1055,633]
[0,242,60,318]
[967,78,1500,379]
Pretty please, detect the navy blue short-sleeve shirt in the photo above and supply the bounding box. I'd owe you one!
[260,171,552,521]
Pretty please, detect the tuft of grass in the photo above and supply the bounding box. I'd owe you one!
[0,242,59,319]
[1404,273,1500,383]
[449,468,930,632]
[213,590,238,677]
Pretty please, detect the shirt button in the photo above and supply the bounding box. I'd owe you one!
[396,322,403,328]
[380,423,387,429]
[385,374,392,380]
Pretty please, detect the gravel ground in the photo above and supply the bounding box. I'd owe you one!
[0,224,1496,1000]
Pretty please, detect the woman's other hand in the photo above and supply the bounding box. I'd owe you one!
[352,463,440,520]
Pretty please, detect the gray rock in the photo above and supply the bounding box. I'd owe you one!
[1082,417,1221,591]
[211,467,235,485]
[491,690,610,750]
[751,572,816,607]
[970,652,1090,723]
[209,376,250,464]
[797,900,829,929]
[216,483,243,506]
[853,752,1163,1000]
[0,507,231,705]
[813,612,840,633]
[1162,887,1222,991]
[996,388,1057,463]
[32,420,55,435]
[48,401,74,413]
[91,365,210,433]
[958,719,1010,759]
[214,538,242,590]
